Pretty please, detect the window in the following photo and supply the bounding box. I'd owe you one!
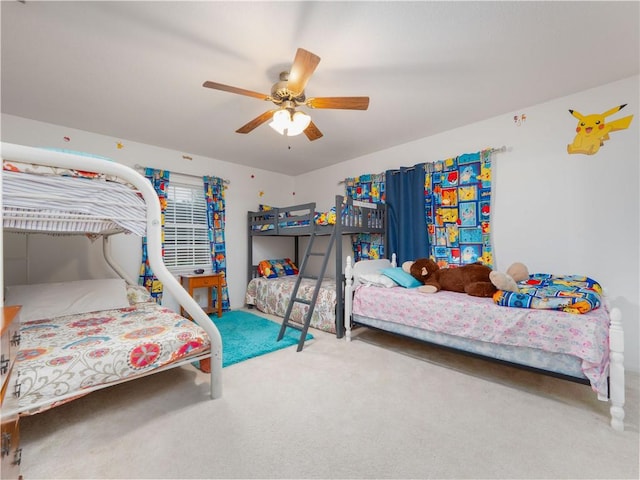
[164,182,211,272]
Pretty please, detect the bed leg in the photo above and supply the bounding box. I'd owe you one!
[344,256,353,342]
[608,307,625,431]
[209,352,223,399]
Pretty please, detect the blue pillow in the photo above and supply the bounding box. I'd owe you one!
[380,267,422,288]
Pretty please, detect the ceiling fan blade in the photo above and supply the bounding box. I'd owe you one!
[306,97,370,110]
[287,48,321,97]
[304,121,323,141]
[235,110,277,134]
[203,81,270,101]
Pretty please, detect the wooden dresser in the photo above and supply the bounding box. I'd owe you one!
[1,306,22,480]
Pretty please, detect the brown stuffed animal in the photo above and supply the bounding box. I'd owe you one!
[403,258,497,297]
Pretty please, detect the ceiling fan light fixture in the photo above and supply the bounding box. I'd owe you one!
[268,108,310,137]
[288,111,311,136]
[204,48,368,141]
[269,109,290,135]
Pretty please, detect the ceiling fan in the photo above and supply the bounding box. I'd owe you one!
[203,48,369,141]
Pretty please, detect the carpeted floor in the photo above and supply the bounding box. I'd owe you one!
[212,309,313,366]
[18,310,640,479]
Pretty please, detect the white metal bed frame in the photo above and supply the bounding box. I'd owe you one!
[343,255,626,431]
[1,142,223,401]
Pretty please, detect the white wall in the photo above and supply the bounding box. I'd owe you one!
[294,75,640,372]
[1,115,296,312]
[3,75,638,371]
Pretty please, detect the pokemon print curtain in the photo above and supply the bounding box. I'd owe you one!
[203,176,230,312]
[344,173,385,261]
[425,149,493,269]
[139,168,169,303]
[343,149,494,267]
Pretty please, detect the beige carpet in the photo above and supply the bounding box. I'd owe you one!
[19,312,640,479]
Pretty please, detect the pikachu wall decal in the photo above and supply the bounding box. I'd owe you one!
[567,104,633,155]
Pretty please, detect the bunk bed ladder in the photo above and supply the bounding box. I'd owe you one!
[277,227,337,351]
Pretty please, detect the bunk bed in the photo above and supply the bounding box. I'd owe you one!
[1,142,223,417]
[246,196,386,337]
[343,256,626,431]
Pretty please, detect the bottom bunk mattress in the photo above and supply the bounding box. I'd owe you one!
[352,286,610,395]
[9,286,211,415]
[245,276,337,333]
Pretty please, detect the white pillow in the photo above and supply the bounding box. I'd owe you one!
[4,278,130,322]
[358,273,397,288]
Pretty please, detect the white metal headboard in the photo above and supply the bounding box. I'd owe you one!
[343,253,397,342]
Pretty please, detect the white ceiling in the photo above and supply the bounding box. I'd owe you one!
[2,1,638,175]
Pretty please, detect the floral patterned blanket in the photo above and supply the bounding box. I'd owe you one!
[15,301,210,414]
[245,276,337,333]
[352,286,610,395]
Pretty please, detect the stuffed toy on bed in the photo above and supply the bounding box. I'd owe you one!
[489,262,529,292]
[402,259,529,298]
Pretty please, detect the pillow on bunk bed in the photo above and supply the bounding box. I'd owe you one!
[126,284,153,304]
[3,147,115,180]
[359,273,397,288]
[257,258,299,278]
[4,278,130,322]
[380,267,422,288]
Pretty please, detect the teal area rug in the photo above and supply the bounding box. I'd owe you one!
[210,310,313,367]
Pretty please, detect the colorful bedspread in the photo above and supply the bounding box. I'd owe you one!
[245,276,337,333]
[15,302,210,414]
[493,274,602,314]
[352,286,610,396]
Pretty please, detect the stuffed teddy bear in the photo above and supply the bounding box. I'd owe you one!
[402,259,530,297]
[488,262,529,292]
[403,258,497,297]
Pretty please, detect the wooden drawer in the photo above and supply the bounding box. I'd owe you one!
[188,275,221,288]
[1,415,21,480]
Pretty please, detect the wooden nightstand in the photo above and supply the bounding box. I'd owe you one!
[179,273,223,318]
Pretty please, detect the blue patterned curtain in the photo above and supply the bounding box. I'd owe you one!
[425,150,493,268]
[385,164,429,266]
[139,168,169,303]
[203,176,230,312]
[344,173,385,261]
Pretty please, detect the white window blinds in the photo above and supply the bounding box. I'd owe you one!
[164,182,211,271]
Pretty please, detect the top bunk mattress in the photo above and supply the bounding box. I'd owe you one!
[2,166,147,236]
[2,148,148,236]
[248,196,385,236]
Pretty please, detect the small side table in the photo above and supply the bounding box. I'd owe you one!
[179,273,223,318]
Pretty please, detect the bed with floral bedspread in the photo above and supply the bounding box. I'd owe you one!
[351,285,610,395]
[10,286,211,415]
[245,276,337,333]
[344,257,626,431]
